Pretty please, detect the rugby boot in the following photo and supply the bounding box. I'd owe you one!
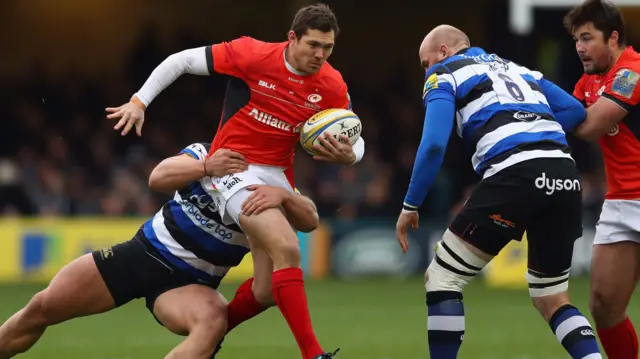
[312,348,340,358]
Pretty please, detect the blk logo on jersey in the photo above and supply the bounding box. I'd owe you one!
[259,80,276,90]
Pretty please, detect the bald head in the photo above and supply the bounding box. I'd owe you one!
[419,25,470,69]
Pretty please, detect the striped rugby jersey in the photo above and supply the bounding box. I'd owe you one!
[423,47,572,178]
[142,143,249,287]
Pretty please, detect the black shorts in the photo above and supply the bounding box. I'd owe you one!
[450,157,582,276]
[92,229,217,322]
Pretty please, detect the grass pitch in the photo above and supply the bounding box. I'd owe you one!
[0,277,636,358]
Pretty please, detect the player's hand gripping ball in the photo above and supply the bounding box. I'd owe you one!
[300,108,362,156]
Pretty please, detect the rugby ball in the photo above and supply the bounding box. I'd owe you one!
[300,108,362,156]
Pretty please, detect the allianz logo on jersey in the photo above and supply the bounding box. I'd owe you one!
[534,173,581,195]
[248,108,302,133]
[180,198,234,241]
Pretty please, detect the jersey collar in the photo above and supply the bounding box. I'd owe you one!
[283,46,307,76]
[455,47,471,55]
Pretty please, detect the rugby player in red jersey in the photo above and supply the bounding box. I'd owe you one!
[105,4,364,359]
[565,1,640,358]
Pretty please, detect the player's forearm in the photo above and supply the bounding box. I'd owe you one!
[574,122,602,142]
[403,97,454,210]
[575,97,628,141]
[283,193,319,233]
[404,147,446,210]
[539,79,587,133]
[134,47,210,107]
[149,156,206,192]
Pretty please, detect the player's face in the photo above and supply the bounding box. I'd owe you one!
[289,29,335,74]
[573,22,614,75]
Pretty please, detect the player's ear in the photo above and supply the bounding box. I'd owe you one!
[439,44,449,59]
[287,30,297,43]
[608,30,619,47]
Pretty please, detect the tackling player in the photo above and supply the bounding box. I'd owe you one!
[0,145,318,359]
[105,4,363,359]
[565,1,640,358]
[395,25,602,359]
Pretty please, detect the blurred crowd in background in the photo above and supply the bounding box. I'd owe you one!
[0,18,620,227]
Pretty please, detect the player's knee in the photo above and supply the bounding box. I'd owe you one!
[589,285,624,324]
[188,301,227,341]
[23,291,57,326]
[425,230,487,294]
[252,279,274,306]
[530,293,571,322]
[276,239,301,263]
[260,231,300,268]
[525,268,570,299]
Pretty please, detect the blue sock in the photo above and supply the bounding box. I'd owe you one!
[549,304,602,359]
[427,291,465,359]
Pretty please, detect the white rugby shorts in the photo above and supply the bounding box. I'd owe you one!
[593,199,640,245]
[201,165,294,227]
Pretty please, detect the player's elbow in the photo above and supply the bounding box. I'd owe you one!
[292,207,320,233]
[425,143,446,156]
[148,169,164,191]
[296,211,319,233]
[148,166,172,193]
[574,124,601,142]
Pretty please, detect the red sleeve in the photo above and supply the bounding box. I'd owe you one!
[602,65,640,111]
[206,37,256,78]
[573,76,587,102]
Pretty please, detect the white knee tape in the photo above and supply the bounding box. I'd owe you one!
[525,268,570,297]
[425,230,489,293]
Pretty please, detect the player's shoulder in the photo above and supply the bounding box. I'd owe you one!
[315,62,347,95]
[574,73,591,88]
[605,49,640,99]
[614,47,640,70]
[606,48,640,80]
[242,37,286,53]
[438,47,486,71]
[223,36,286,57]
[180,142,210,160]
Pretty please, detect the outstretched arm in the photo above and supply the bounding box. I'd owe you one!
[134,48,211,108]
[107,37,255,136]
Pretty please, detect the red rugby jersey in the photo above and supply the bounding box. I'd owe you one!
[206,37,350,175]
[573,47,640,200]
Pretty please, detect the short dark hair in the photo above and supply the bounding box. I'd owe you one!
[290,3,340,39]
[563,0,626,46]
